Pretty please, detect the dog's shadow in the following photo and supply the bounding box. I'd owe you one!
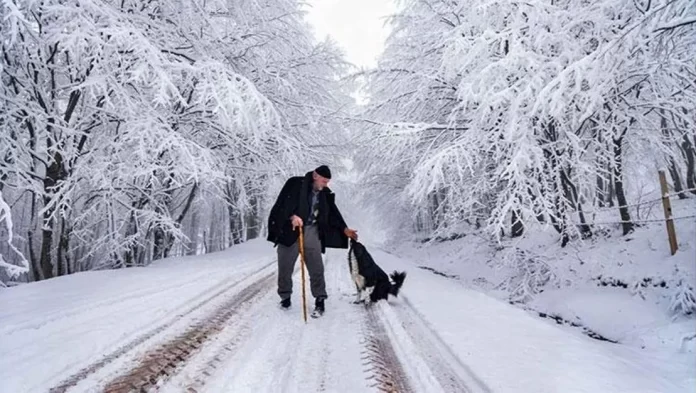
[337,291,405,307]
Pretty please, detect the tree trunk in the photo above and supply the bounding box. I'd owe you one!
[28,229,42,280]
[596,173,606,207]
[152,226,173,261]
[38,218,54,279]
[124,214,138,267]
[547,211,570,246]
[527,185,545,223]
[26,193,42,280]
[607,169,616,207]
[246,194,260,240]
[57,217,68,276]
[682,134,696,195]
[224,181,244,246]
[613,131,634,235]
[123,194,149,267]
[662,111,687,199]
[511,210,524,237]
[542,121,569,246]
[39,153,66,280]
[158,182,198,258]
[229,206,243,245]
[560,167,592,238]
[668,159,687,199]
[429,191,439,229]
[594,129,608,207]
[153,227,168,261]
[65,229,73,275]
[546,171,569,244]
[208,206,221,252]
[186,209,200,256]
[536,212,546,223]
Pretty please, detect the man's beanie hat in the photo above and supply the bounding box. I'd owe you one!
[315,165,331,179]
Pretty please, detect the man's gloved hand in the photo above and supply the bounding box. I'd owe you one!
[344,228,358,241]
[291,215,303,230]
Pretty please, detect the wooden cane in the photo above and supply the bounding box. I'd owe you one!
[298,226,308,323]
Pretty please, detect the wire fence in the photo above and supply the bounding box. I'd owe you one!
[568,186,696,226]
[573,214,696,227]
[575,186,696,215]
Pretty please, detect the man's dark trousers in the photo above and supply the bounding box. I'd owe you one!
[277,224,327,301]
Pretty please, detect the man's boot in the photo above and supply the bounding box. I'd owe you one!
[311,297,325,318]
[280,298,291,309]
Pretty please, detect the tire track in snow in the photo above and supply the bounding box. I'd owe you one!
[49,261,274,393]
[172,289,277,393]
[201,251,369,393]
[356,282,489,392]
[199,295,308,391]
[288,252,337,392]
[301,316,332,393]
[382,297,492,393]
[200,263,333,392]
[100,270,275,393]
[362,245,491,392]
[361,305,414,393]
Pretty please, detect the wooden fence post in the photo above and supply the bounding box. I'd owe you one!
[659,170,678,255]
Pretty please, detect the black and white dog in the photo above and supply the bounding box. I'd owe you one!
[348,239,406,304]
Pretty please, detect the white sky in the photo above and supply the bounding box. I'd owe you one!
[303,0,397,69]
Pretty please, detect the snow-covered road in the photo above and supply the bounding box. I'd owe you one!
[99,248,476,393]
[1,240,690,392]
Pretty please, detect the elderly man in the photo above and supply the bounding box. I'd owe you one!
[266,165,358,317]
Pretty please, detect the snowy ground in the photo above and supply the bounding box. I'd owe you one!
[378,196,696,391]
[2,233,693,392]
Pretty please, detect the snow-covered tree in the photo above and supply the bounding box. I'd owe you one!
[358,0,696,244]
[0,0,349,281]
[354,0,461,238]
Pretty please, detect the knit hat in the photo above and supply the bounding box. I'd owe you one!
[314,165,331,179]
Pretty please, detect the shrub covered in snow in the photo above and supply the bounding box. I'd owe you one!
[670,280,696,317]
[496,249,558,303]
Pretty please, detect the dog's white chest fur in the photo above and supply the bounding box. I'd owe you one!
[349,248,372,304]
[349,249,365,289]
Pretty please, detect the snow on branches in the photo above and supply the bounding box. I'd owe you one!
[0,0,347,279]
[358,0,696,243]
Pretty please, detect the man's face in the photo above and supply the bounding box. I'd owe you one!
[312,172,330,190]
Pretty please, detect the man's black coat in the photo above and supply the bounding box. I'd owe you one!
[266,171,349,253]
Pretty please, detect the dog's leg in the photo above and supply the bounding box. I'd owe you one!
[364,286,375,308]
[349,252,365,304]
[353,285,364,304]
[353,275,366,304]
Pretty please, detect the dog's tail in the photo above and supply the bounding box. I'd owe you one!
[389,271,407,297]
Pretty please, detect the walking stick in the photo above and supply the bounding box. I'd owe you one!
[298,226,308,323]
